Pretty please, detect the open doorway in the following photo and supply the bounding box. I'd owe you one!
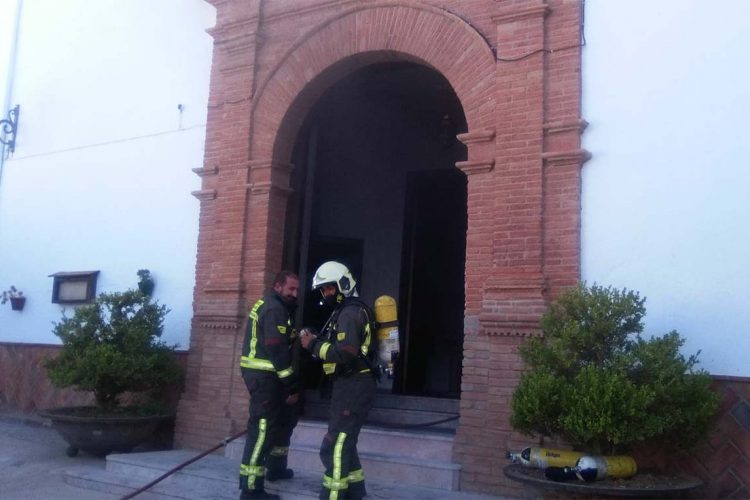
[398,169,466,398]
[282,61,467,399]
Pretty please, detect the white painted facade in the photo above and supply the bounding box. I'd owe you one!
[1,0,747,377]
[0,0,216,348]
[582,0,750,376]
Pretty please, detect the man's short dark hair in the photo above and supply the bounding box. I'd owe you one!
[273,270,299,287]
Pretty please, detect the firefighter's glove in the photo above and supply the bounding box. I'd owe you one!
[300,327,318,350]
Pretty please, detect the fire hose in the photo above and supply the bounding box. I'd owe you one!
[120,429,247,500]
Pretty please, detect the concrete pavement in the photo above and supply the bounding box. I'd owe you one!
[0,410,119,500]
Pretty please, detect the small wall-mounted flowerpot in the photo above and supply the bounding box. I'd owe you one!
[138,280,155,297]
[10,297,25,311]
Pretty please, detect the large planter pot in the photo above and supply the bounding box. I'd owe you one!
[503,464,703,498]
[39,406,172,457]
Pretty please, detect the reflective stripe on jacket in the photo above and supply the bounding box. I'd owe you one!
[240,292,296,386]
[312,299,373,377]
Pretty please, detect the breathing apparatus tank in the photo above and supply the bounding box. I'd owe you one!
[545,454,638,482]
[506,447,584,469]
[573,455,637,481]
[373,295,399,378]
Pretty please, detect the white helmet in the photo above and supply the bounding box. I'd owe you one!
[312,261,357,297]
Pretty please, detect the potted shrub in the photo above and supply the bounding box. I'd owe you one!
[41,284,182,457]
[1,285,25,311]
[511,283,719,467]
[137,269,155,296]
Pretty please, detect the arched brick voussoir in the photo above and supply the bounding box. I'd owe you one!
[251,2,496,161]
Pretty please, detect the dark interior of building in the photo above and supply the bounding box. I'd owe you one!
[282,61,468,400]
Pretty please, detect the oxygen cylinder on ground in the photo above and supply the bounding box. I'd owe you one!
[374,295,399,378]
[545,455,638,482]
[505,447,584,469]
[575,455,637,481]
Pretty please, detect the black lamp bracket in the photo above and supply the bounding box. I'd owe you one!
[1,105,20,154]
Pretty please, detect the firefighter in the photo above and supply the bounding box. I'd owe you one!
[239,270,301,500]
[300,261,377,500]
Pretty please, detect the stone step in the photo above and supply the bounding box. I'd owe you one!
[63,450,497,500]
[371,392,460,413]
[225,420,460,490]
[287,443,461,491]
[302,390,460,431]
[290,420,455,461]
[225,420,456,462]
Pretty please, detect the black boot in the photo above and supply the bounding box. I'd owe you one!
[239,489,280,500]
[266,467,294,482]
[240,475,280,500]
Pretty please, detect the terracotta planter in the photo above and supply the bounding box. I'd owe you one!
[39,406,172,457]
[9,296,25,311]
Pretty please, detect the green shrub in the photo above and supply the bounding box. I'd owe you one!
[511,283,719,455]
[46,289,182,412]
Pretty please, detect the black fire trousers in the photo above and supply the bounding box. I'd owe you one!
[319,372,376,500]
[239,371,299,492]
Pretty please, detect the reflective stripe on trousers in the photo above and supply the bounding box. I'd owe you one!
[323,432,348,499]
[239,417,267,489]
[348,468,364,483]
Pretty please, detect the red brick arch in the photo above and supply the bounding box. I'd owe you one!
[179,2,591,495]
[249,2,496,164]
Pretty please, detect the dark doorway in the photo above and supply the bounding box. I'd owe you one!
[397,169,466,398]
[282,61,467,399]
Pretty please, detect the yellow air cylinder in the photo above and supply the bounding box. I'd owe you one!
[507,447,585,469]
[575,455,638,481]
[374,295,399,376]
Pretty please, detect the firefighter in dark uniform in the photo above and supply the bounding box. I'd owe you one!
[239,270,301,500]
[300,261,377,500]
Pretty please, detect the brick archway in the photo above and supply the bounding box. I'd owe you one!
[241,0,499,435]
[238,4,509,488]
[180,1,586,495]
[251,3,496,164]
[242,1,498,352]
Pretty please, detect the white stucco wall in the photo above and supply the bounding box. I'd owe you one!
[0,0,215,348]
[582,0,750,376]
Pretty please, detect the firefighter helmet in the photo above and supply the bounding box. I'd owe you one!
[312,261,357,297]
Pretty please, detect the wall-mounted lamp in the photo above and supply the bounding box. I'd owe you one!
[0,105,20,154]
